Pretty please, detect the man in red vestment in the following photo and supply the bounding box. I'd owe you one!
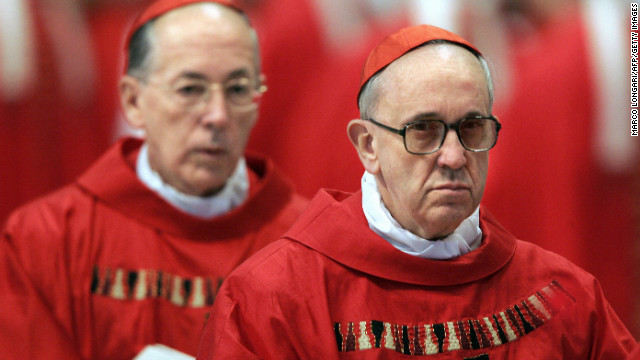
[0,1,307,359]
[197,24,635,359]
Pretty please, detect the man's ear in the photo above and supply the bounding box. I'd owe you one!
[347,119,380,174]
[118,75,145,130]
[258,73,267,91]
[253,73,267,106]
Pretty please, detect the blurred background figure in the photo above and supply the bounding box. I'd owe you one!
[0,0,106,223]
[1,0,638,337]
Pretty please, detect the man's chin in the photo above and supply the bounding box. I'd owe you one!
[419,206,472,237]
[176,173,227,197]
[194,178,227,197]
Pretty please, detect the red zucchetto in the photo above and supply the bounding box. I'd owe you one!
[358,24,481,104]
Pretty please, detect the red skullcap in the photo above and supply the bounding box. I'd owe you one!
[358,24,481,106]
[124,0,244,71]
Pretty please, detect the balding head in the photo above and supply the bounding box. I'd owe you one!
[358,40,494,121]
[126,2,260,80]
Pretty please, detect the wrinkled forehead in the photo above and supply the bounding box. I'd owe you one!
[375,44,491,115]
[382,44,486,85]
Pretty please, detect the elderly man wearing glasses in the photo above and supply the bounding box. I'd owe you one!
[0,0,307,359]
[197,25,636,359]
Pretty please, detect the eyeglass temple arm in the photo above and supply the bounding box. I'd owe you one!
[365,118,405,135]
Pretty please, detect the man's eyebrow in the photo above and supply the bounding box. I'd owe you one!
[406,112,442,124]
[410,111,489,122]
[412,112,440,120]
[462,111,488,118]
[176,69,252,82]
[225,68,251,80]
[175,71,208,81]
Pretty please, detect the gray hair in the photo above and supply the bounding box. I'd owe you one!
[126,21,155,80]
[125,3,261,81]
[358,41,495,120]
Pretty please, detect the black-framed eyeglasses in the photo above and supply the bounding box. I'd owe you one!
[367,115,501,155]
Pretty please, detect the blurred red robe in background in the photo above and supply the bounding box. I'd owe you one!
[0,0,108,223]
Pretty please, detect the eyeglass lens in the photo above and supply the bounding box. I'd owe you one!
[170,77,257,109]
[405,118,497,154]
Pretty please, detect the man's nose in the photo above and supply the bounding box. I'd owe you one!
[201,88,231,128]
[436,129,467,169]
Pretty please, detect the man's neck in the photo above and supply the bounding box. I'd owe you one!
[135,143,249,219]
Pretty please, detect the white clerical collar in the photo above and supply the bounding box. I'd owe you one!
[136,143,249,219]
[361,171,482,260]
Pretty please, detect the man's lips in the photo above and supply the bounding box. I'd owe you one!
[192,146,227,158]
[432,183,471,191]
[430,183,471,196]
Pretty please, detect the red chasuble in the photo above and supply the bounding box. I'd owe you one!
[198,190,635,359]
[0,137,308,360]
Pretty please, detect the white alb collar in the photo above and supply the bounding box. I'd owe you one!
[361,171,481,260]
[136,143,249,219]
